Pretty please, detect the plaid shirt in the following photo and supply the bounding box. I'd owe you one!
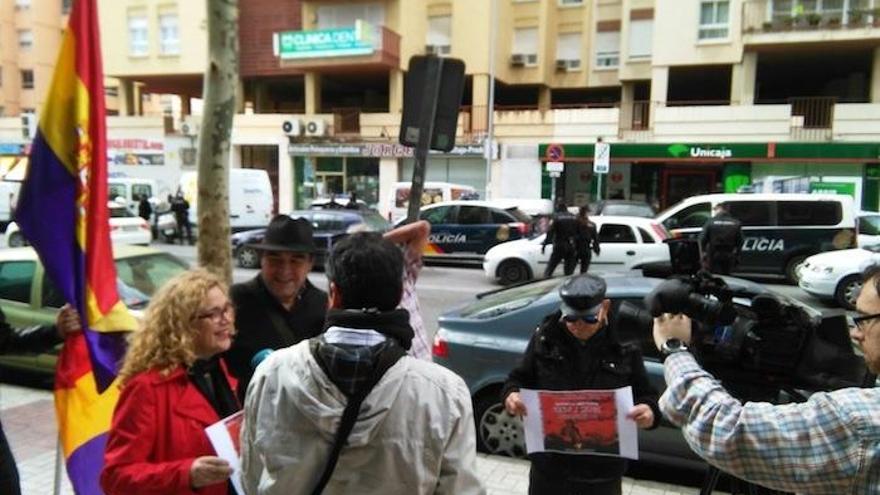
[399,242,431,361]
[660,352,880,494]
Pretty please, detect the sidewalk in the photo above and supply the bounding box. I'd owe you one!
[1,382,711,495]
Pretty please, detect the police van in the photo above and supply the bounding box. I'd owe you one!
[657,193,856,282]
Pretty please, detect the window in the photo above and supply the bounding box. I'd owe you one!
[598,224,637,243]
[628,19,653,60]
[595,31,620,67]
[62,0,73,15]
[555,33,581,69]
[0,261,35,304]
[559,0,584,5]
[311,213,345,232]
[699,1,730,40]
[727,201,773,226]
[108,184,126,201]
[457,206,490,225]
[777,201,842,226]
[18,30,33,50]
[316,3,385,29]
[159,13,179,55]
[426,15,451,55]
[20,70,33,90]
[132,184,153,200]
[491,209,515,224]
[513,27,539,66]
[15,0,31,9]
[128,15,149,56]
[638,228,656,243]
[665,202,711,229]
[859,215,880,235]
[115,253,189,309]
[420,205,454,224]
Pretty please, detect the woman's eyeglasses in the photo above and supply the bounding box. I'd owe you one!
[562,314,600,324]
[196,302,234,324]
[852,312,880,332]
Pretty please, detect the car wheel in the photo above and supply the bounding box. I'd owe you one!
[785,255,807,285]
[473,389,527,458]
[8,232,27,247]
[497,259,532,286]
[834,275,862,310]
[237,246,260,269]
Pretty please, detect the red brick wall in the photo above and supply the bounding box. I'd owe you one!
[239,0,303,77]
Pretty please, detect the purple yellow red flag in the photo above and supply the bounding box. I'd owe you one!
[14,0,137,492]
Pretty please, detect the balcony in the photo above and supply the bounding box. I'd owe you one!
[274,22,400,71]
[743,0,880,44]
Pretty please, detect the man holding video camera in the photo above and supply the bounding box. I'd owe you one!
[652,263,880,494]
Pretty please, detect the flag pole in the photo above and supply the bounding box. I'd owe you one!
[54,434,63,495]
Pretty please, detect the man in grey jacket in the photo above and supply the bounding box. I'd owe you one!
[241,232,484,495]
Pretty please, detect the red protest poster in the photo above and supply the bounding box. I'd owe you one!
[539,390,619,454]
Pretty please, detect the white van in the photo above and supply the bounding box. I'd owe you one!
[657,193,856,282]
[108,178,158,213]
[178,169,274,231]
[385,181,476,224]
[0,181,20,228]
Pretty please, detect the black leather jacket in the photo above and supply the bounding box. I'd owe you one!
[502,310,660,482]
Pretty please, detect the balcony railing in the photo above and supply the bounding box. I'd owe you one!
[788,96,836,140]
[743,0,880,34]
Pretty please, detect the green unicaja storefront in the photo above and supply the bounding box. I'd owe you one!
[538,142,880,211]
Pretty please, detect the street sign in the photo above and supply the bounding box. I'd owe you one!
[546,161,564,173]
[549,171,561,178]
[546,143,565,162]
[594,141,610,174]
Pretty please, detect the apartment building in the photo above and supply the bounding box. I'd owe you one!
[99,0,880,214]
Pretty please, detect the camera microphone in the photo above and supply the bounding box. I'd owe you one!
[250,348,274,369]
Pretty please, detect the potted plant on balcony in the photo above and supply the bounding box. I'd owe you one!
[807,13,822,26]
[848,9,865,26]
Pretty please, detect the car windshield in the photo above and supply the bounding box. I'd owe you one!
[506,207,532,223]
[110,206,134,218]
[459,278,561,319]
[865,243,880,253]
[601,204,654,217]
[115,253,189,309]
[360,211,391,231]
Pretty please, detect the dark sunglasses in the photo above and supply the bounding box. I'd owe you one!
[562,314,600,324]
[852,312,880,331]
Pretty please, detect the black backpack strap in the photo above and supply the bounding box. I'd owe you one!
[310,342,406,495]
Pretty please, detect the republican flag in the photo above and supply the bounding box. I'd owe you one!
[14,0,137,493]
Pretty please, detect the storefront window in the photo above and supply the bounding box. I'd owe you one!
[346,158,379,207]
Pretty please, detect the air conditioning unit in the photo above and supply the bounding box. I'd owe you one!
[555,59,581,71]
[304,119,326,136]
[281,118,301,136]
[180,120,200,136]
[510,53,526,66]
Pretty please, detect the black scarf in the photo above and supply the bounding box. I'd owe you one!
[323,308,414,350]
[187,356,239,418]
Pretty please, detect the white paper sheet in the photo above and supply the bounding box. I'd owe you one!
[205,410,245,495]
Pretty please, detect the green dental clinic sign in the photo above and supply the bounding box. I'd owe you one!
[275,21,376,59]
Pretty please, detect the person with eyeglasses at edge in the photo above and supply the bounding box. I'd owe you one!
[501,274,661,495]
[652,263,880,494]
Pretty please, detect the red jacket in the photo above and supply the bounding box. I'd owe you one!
[101,362,238,495]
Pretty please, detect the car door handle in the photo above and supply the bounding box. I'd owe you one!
[626,251,635,255]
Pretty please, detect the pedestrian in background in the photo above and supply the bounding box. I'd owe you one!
[699,202,743,275]
[502,274,660,495]
[0,305,80,495]
[171,192,193,245]
[101,269,239,495]
[224,215,328,399]
[542,199,579,277]
[241,232,484,494]
[137,194,152,223]
[383,219,432,360]
[575,205,601,273]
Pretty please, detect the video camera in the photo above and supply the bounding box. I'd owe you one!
[618,238,873,398]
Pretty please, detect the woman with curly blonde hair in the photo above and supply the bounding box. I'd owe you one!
[101,269,239,495]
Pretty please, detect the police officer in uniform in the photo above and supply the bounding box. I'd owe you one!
[575,205,601,273]
[542,200,580,277]
[699,202,743,275]
[502,274,660,495]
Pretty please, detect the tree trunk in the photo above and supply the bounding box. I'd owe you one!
[197,0,239,284]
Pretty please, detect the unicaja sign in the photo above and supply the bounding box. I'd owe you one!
[690,147,732,159]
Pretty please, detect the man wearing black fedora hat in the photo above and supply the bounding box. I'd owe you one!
[224,215,329,399]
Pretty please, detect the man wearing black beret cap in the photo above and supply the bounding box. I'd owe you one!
[224,215,329,399]
[501,274,661,494]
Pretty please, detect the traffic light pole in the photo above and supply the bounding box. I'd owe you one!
[406,57,444,224]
